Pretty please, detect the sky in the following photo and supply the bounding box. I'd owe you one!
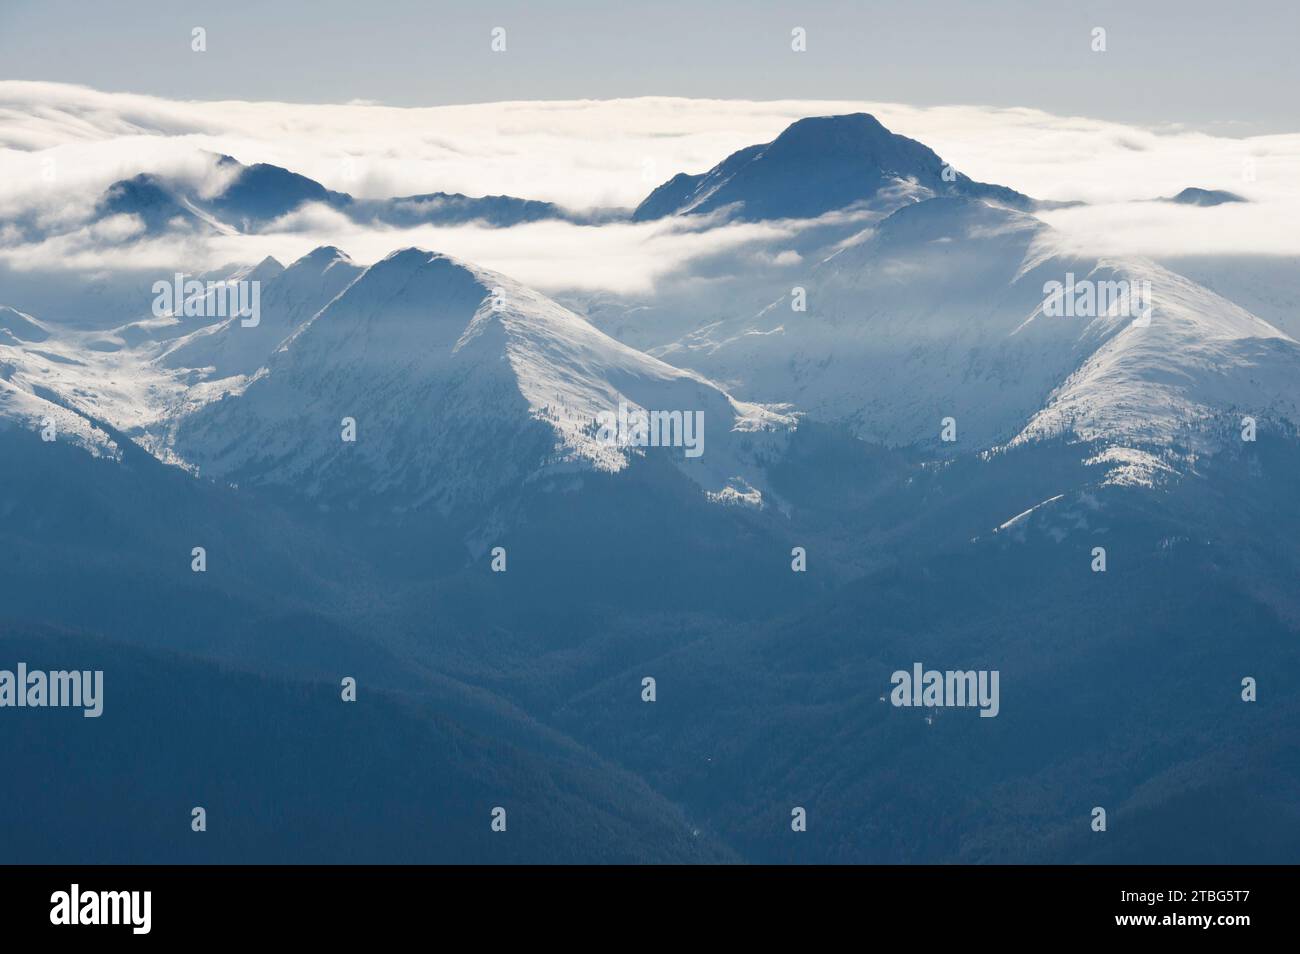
[1,0,1297,134]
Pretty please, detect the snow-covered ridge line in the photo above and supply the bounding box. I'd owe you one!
[155,246,794,514]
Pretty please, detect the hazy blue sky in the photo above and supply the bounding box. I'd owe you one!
[1,0,1295,133]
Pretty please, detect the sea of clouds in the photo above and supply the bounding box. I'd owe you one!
[1,81,1298,296]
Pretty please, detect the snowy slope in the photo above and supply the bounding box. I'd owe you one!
[1162,254,1300,341]
[0,378,120,459]
[655,196,1300,454]
[0,305,52,344]
[106,256,287,351]
[0,305,182,450]
[0,255,314,458]
[158,246,363,379]
[0,305,124,458]
[1016,263,1300,446]
[164,248,792,513]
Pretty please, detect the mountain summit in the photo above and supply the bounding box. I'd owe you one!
[165,248,791,515]
[654,195,1300,461]
[633,113,1033,222]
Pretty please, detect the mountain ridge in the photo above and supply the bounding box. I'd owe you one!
[633,112,1035,222]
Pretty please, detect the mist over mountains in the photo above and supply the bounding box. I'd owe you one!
[2,103,1298,864]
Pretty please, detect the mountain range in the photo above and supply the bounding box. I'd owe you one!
[2,110,1297,864]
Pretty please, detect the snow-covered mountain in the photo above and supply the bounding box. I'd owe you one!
[0,304,52,344]
[107,256,288,350]
[5,93,1300,866]
[0,254,309,460]
[6,113,1297,507]
[0,376,120,459]
[162,248,792,513]
[1015,263,1299,449]
[1159,253,1300,342]
[652,196,1300,460]
[159,246,364,379]
[62,154,578,239]
[633,113,1034,222]
[0,304,130,459]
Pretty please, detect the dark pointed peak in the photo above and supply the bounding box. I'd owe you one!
[1165,187,1248,207]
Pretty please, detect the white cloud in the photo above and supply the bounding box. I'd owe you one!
[1,203,795,297]
[1,80,1298,292]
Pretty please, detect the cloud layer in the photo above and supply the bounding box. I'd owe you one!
[2,81,1299,296]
